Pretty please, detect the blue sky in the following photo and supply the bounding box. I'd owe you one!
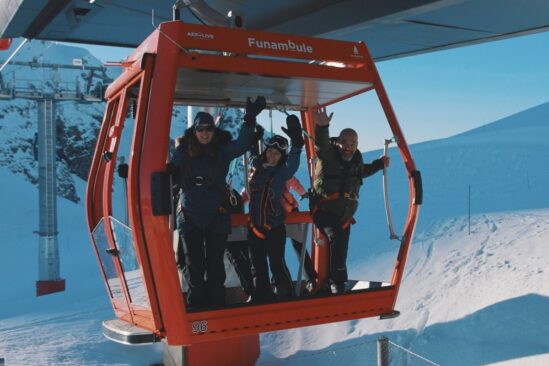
[80,31,549,151]
[374,31,549,149]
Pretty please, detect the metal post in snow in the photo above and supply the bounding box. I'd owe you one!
[468,184,471,235]
[377,337,389,366]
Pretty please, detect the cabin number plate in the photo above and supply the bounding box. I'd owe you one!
[192,320,208,334]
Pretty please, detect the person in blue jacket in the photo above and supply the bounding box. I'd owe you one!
[171,96,266,308]
[247,114,304,302]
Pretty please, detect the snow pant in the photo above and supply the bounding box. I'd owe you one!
[290,239,317,281]
[226,240,254,296]
[175,232,189,285]
[182,227,227,308]
[313,210,351,285]
[248,225,293,302]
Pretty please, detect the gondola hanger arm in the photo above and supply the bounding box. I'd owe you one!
[383,137,401,241]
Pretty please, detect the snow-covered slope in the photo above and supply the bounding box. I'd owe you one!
[261,210,549,365]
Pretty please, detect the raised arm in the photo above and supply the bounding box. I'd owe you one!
[224,96,266,159]
[223,122,255,159]
[276,145,300,182]
[312,107,334,158]
[280,114,304,180]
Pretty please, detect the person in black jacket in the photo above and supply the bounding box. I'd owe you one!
[247,115,304,302]
[171,96,265,308]
[311,107,389,294]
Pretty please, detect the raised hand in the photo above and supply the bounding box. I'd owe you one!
[246,96,266,118]
[313,106,333,127]
[281,114,304,148]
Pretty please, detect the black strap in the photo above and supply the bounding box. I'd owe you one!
[251,168,277,229]
[182,150,219,188]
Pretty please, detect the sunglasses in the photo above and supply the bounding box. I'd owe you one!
[195,125,214,132]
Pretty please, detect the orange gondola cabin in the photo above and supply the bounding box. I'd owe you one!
[86,20,422,365]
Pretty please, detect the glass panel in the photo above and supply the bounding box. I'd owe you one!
[111,113,135,224]
[110,217,150,309]
[91,219,126,306]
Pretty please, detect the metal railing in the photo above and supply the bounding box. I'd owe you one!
[258,337,440,366]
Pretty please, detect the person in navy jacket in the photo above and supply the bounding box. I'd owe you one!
[247,114,304,302]
[171,96,265,308]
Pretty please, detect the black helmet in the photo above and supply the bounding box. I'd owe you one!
[264,135,288,155]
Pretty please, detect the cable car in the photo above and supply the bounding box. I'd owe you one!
[86,20,422,366]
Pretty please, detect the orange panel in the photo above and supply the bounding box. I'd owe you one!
[185,288,396,343]
[163,21,368,64]
[186,335,259,366]
[230,211,312,226]
[0,38,11,50]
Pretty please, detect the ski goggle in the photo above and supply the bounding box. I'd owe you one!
[265,138,288,151]
[195,125,214,132]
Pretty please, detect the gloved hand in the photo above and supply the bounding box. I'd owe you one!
[254,123,265,142]
[244,96,266,125]
[281,114,304,148]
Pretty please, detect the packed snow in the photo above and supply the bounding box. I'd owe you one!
[1,61,548,365]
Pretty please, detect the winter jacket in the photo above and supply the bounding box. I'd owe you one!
[171,124,254,233]
[312,125,384,223]
[248,146,302,231]
[280,176,306,213]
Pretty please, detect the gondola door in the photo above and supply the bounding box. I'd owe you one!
[87,64,160,333]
